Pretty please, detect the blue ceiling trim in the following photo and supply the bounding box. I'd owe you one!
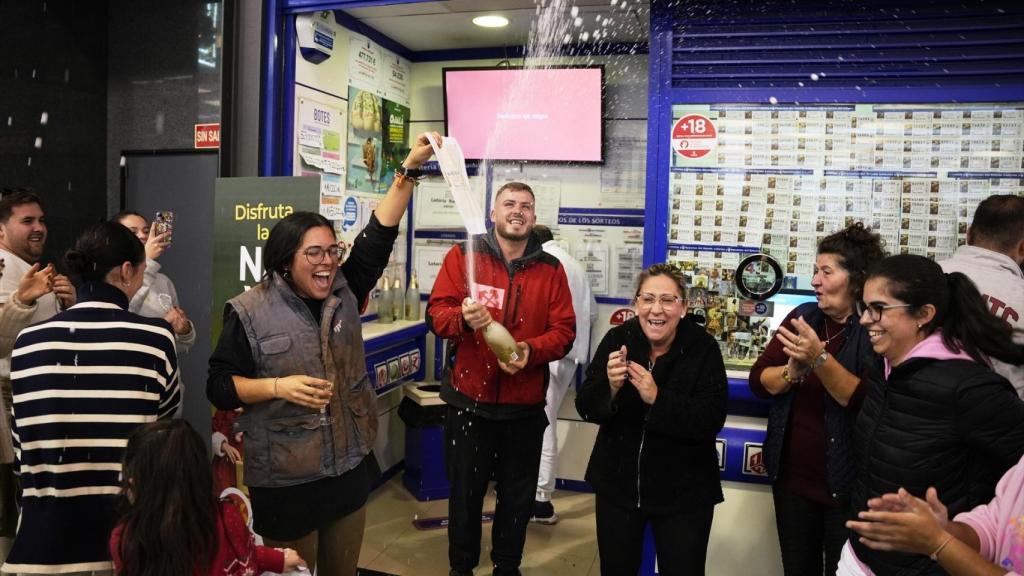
[667,84,1024,104]
[674,45,1024,65]
[331,9,414,59]
[412,42,648,63]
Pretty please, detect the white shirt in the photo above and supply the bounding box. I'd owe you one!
[940,245,1024,398]
[542,240,597,367]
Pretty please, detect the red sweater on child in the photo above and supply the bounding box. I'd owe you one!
[110,500,285,575]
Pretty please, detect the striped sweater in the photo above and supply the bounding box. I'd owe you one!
[2,282,180,574]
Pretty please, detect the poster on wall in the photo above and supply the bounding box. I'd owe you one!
[348,34,381,93]
[378,99,410,193]
[380,48,412,106]
[294,96,346,178]
[211,177,321,342]
[665,101,1024,373]
[346,86,383,193]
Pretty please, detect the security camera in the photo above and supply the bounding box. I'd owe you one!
[296,11,336,64]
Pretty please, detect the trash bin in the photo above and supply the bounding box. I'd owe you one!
[398,382,448,501]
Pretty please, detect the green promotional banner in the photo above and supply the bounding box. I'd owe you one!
[211,176,320,343]
[378,98,411,193]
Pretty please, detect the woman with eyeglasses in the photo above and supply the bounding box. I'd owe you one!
[576,263,728,575]
[206,132,439,576]
[748,222,885,576]
[836,254,1024,576]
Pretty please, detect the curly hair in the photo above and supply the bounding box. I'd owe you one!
[635,262,688,299]
[817,222,886,303]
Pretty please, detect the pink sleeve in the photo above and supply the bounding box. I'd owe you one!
[953,456,1024,563]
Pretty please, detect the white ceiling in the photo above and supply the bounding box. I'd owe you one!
[341,0,650,53]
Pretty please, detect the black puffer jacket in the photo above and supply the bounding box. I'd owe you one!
[576,317,728,514]
[851,356,1024,575]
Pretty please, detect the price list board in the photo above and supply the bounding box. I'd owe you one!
[667,103,1024,279]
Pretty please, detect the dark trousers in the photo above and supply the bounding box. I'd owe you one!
[444,406,547,575]
[595,493,714,576]
[772,485,848,576]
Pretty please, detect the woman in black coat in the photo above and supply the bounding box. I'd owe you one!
[577,263,728,576]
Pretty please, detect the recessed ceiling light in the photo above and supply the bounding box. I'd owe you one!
[473,15,509,28]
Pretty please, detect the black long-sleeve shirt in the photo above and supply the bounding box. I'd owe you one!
[207,213,398,409]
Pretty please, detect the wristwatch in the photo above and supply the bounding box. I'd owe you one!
[813,349,829,369]
[394,165,424,180]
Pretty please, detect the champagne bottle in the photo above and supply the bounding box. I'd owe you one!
[464,298,519,363]
[379,273,394,323]
[392,276,403,320]
[405,270,421,321]
[482,321,519,363]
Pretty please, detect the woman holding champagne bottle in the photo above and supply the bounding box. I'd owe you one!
[206,133,439,576]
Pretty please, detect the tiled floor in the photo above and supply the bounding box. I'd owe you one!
[360,477,600,576]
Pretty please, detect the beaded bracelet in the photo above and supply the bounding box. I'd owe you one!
[929,534,954,561]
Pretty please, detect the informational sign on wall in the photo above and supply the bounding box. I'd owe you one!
[348,34,381,93]
[672,113,717,160]
[665,101,1024,373]
[211,177,321,342]
[668,102,1024,277]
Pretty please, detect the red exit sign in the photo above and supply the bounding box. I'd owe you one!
[194,123,220,149]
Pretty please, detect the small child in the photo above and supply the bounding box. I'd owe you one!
[109,420,306,575]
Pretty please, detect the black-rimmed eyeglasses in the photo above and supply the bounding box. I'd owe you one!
[855,301,914,322]
[301,245,344,265]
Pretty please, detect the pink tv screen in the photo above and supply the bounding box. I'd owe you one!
[443,67,603,162]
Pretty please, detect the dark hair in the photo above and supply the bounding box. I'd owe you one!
[0,189,43,224]
[115,420,217,576]
[817,222,886,303]
[494,182,535,202]
[112,210,146,223]
[969,194,1024,252]
[635,262,688,299]
[866,254,1024,365]
[533,224,554,244]
[262,211,335,280]
[64,221,145,283]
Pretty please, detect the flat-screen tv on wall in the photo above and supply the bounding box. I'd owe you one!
[442,66,604,163]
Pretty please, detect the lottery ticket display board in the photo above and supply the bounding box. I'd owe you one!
[666,102,1024,372]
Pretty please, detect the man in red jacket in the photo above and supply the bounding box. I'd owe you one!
[427,181,576,576]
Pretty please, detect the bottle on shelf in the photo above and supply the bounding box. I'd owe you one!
[405,270,421,321]
[464,297,519,363]
[378,273,394,323]
[392,276,403,321]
